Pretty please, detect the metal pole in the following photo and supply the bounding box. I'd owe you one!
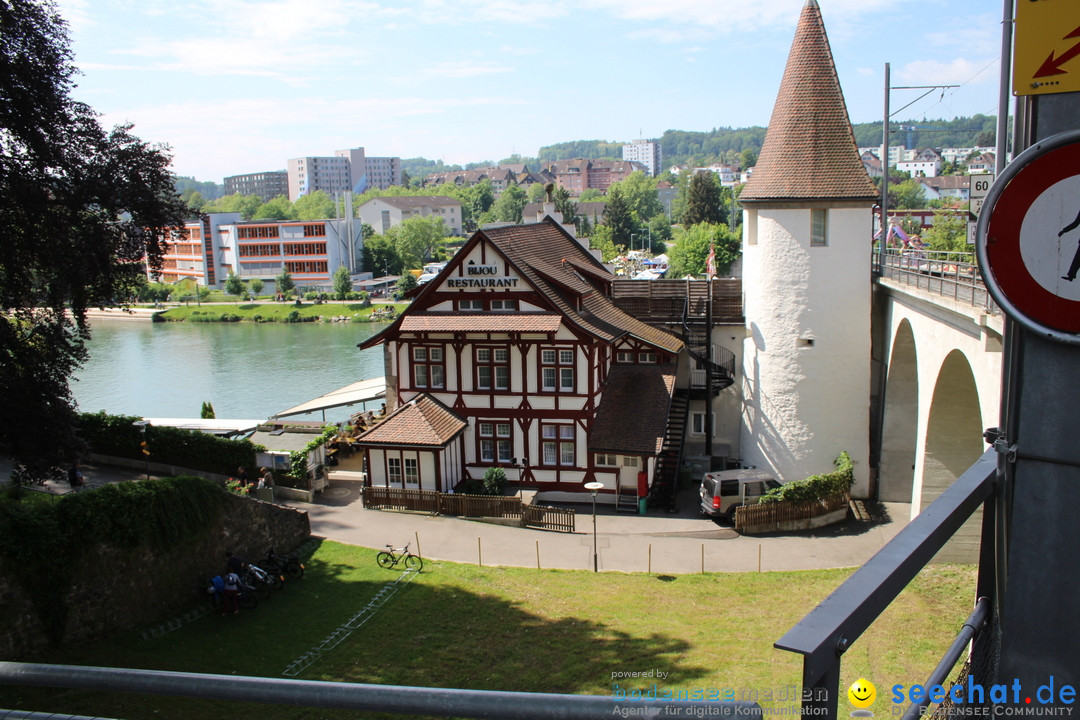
[996,0,1014,175]
[591,493,598,573]
[881,62,891,263]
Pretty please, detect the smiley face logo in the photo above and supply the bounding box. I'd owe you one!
[848,678,876,712]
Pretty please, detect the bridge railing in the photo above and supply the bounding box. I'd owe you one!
[874,248,997,312]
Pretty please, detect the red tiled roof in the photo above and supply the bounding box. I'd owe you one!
[353,394,465,448]
[589,365,677,455]
[399,313,562,333]
[741,0,877,202]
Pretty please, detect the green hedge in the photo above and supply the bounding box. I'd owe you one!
[759,451,854,504]
[77,412,264,476]
[0,476,226,645]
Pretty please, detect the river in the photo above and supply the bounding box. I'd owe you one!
[72,318,387,424]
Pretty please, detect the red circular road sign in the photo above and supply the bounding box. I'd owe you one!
[979,131,1080,339]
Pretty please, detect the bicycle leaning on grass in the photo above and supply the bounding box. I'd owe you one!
[376,542,423,572]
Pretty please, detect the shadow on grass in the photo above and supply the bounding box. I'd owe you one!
[0,544,710,720]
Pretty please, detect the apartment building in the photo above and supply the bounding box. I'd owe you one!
[622,139,663,177]
[288,147,402,201]
[223,170,289,201]
[358,196,463,236]
[153,214,361,289]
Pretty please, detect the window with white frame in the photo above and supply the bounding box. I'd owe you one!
[458,299,483,311]
[691,412,716,435]
[478,421,512,463]
[412,345,444,389]
[541,348,575,392]
[491,298,518,311]
[476,347,509,390]
[596,453,618,467]
[387,457,402,486]
[542,424,576,466]
[404,457,419,486]
[638,352,658,364]
[616,351,634,363]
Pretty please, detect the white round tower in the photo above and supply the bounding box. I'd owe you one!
[738,0,877,496]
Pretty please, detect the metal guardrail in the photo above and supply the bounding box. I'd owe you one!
[0,662,762,719]
[875,249,996,311]
[774,448,998,719]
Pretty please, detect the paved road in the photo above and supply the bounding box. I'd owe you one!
[2,458,911,575]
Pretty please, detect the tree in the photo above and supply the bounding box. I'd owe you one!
[332,264,353,301]
[200,401,216,419]
[602,186,634,249]
[490,184,528,224]
[250,278,264,297]
[889,178,927,210]
[0,0,189,472]
[553,186,579,230]
[392,216,447,269]
[609,171,662,225]
[668,223,741,277]
[224,272,244,298]
[202,193,262,219]
[276,266,295,298]
[294,190,335,221]
[526,182,548,203]
[253,195,295,221]
[579,188,603,202]
[362,234,401,275]
[684,171,726,226]
[396,272,418,298]
[588,225,619,262]
[923,210,968,252]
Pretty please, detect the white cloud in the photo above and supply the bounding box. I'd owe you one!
[583,0,899,34]
[897,58,998,88]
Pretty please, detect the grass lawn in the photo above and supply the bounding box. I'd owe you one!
[153,301,399,323]
[0,541,977,720]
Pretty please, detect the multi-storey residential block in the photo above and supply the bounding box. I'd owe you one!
[153,214,361,289]
[622,139,663,176]
[358,196,463,236]
[547,159,648,195]
[288,147,401,201]
[223,170,289,201]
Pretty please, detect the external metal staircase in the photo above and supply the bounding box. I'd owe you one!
[646,389,690,512]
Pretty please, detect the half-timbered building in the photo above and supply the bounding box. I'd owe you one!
[355,213,685,504]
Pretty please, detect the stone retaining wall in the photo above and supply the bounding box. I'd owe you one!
[0,492,310,659]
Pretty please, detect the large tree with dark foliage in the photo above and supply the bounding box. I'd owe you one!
[683,171,727,227]
[0,0,188,475]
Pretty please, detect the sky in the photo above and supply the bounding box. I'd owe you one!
[55,0,1007,184]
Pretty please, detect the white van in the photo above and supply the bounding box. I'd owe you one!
[699,469,781,521]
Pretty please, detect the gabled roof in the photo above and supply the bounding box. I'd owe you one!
[353,394,466,449]
[741,0,876,203]
[589,364,677,455]
[359,218,683,354]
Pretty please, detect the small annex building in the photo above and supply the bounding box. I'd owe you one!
[353,214,684,502]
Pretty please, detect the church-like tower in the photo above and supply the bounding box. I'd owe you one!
[738,0,878,495]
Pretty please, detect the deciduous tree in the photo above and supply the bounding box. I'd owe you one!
[684,171,726,227]
[332,264,353,301]
[0,0,189,471]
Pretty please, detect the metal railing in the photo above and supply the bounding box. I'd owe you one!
[0,662,761,719]
[874,248,996,311]
[774,448,999,719]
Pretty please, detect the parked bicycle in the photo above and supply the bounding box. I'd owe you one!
[244,563,278,598]
[376,543,423,572]
[265,548,305,580]
[206,575,258,611]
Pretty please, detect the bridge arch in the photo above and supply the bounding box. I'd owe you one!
[878,320,918,502]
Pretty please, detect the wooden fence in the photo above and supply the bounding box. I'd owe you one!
[361,487,575,533]
[734,493,850,534]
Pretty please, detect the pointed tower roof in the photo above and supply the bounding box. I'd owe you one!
[741,0,876,203]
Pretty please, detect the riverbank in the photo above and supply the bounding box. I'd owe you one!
[85,301,401,323]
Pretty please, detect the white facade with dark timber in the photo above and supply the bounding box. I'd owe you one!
[356,214,684,502]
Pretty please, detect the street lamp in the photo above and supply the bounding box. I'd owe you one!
[132,420,150,481]
[584,481,604,572]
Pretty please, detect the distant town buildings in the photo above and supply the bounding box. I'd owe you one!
[154,214,361,289]
[223,170,289,201]
[358,196,463,236]
[622,139,663,177]
[286,147,402,201]
[547,159,648,195]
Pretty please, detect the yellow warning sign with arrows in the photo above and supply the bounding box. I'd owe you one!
[1015,0,1080,95]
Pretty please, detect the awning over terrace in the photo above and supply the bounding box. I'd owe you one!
[271,377,387,420]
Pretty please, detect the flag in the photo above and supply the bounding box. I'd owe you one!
[706,243,716,278]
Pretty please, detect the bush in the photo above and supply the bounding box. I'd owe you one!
[760,451,854,504]
[77,412,263,476]
[482,467,508,496]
